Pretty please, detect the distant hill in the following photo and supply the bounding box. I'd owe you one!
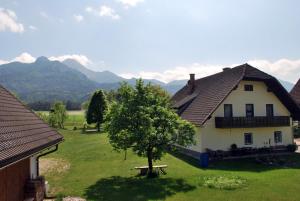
[63,59,125,84]
[0,57,295,109]
[63,59,180,93]
[0,57,99,103]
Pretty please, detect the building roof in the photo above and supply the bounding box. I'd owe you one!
[290,79,300,106]
[172,64,300,126]
[0,85,63,168]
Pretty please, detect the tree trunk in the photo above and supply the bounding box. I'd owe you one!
[124,149,127,160]
[147,148,153,176]
[97,122,100,132]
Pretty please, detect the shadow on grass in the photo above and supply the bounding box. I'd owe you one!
[169,150,300,172]
[84,176,196,201]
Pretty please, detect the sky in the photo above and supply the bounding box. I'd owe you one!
[0,0,300,83]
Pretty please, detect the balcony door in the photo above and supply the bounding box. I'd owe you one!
[224,104,233,117]
[246,104,254,117]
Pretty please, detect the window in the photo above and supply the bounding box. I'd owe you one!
[244,133,253,145]
[266,104,274,117]
[274,131,282,143]
[224,104,233,117]
[244,84,253,91]
[246,104,254,117]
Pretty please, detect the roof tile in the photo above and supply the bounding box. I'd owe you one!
[0,85,63,168]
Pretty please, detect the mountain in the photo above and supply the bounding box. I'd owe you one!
[63,59,174,91]
[63,59,125,84]
[0,57,294,109]
[0,57,99,103]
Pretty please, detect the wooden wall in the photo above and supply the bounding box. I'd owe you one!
[0,158,30,201]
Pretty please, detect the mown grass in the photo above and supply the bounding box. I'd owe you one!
[43,113,300,201]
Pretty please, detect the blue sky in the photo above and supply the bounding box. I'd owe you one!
[0,0,300,83]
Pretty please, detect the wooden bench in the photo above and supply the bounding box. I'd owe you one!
[134,165,168,175]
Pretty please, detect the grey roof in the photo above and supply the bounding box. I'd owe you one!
[172,64,300,126]
[0,85,63,168]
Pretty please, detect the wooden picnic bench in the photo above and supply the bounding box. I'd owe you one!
[134,165,168,175]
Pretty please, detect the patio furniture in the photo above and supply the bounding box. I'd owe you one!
[134,165,168,175]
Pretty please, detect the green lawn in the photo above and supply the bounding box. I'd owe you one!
[43,115,300,201]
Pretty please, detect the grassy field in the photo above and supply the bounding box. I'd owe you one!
[43,114,300,201]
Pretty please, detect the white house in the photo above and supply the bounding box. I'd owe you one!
[172,64,300,158]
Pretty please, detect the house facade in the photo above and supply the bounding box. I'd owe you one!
[0,85,63,201]
[172,64,300,158]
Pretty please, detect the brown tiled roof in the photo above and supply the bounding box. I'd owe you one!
[172,64,300,126]
[0,86,63,168]
[290,79,300,105]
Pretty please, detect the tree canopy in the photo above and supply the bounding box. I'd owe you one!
[86,90,108,132]
[105,80,196,176]
[48,101,68,129]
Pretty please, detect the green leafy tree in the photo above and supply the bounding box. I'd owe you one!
[49,101,68,128]
[106,80,196,176]
[86,90,108,132]
[81,100,90,111]
[36,111,49,123]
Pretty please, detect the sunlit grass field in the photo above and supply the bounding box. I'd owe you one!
[43,113,300,201]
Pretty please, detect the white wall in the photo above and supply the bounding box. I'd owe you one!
[30,155,37,179]
[189,80,294,152]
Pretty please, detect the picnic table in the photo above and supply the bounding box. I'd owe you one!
[134,165,168,175]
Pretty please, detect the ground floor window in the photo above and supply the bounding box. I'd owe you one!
[244,133,253,145]
[274,131,282,144]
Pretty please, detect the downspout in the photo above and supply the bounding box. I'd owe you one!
[36,144,59,176]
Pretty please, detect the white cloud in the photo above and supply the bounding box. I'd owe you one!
[0,8,24,33]
[117,0,144,7]
[120,63,222,83]
[40,11,49,19]
[0,52,36,65]
[86,5,120,20]
[0,59,9,65]
[48,54,92,66]
[29,25,37,31]
[248,59,300,83]
[120,59,300,84]
[0,53,92,67]
[73,14,84,22]
[13,52,36,63]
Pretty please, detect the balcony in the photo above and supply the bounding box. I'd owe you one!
[215,116,290,128]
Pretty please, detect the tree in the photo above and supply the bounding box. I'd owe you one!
[86,90,108,132]
[105,80,196,176]
[49,101,68,128]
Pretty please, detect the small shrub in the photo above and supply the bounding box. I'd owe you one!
[287,144,297,152]
[55,193,65,201]
[230,144,238,156]
[230,144,237,150]
[201,175,246,190]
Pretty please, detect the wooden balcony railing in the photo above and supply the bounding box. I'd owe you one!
[215,116,290,128]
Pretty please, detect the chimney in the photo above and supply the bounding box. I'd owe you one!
[188,73,195,93]
[223,67,231,71]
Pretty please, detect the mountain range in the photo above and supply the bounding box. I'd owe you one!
[0,56,295,108]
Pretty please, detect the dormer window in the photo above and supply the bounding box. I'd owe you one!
[244,84,253,91]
